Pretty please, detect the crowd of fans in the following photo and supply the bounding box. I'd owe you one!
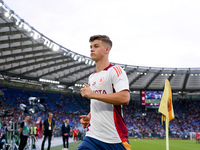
[0,86,199,139]
[124,99,200,139]
[0,87,86,133]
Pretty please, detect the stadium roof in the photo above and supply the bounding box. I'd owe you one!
[0,1,200,92]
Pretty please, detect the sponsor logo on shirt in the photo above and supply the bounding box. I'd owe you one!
[93,90,107,94]
[99,77,104,85]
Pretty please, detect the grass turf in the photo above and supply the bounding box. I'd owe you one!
[46,139,200,150]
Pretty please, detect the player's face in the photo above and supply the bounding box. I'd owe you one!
[90,40,108,62]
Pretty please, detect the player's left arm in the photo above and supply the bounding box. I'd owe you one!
[81,84,130,105]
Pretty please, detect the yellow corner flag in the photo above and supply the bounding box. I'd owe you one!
[158,79,175,150]
[159,79,174,123]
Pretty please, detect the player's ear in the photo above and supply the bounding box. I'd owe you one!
[105,46,110,54]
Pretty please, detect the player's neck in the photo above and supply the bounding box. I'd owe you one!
[95,59,110,73]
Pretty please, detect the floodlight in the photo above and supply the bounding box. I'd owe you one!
[85,59,88,65]
[23,24,31,31]
[74,55,78,60]
[92,61,95,66]
[0,0,3,5]
[39,78,60,84]
[71,53,75,58]
[52,44,60,51]
[15,20,19,26]
[78,57,82,62]
[33,34,38,40]
[88,60,92,65]
[29,31,35,37]
[4,11,9,18]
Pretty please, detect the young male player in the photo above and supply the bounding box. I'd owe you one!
[77,35,131,150]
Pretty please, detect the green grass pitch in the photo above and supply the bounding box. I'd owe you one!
[46,139,200,150]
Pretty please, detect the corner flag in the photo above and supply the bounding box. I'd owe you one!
[158,79,175,150]
[159,79,174,123]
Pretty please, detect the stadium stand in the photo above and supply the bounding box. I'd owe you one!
[0,85,199,140]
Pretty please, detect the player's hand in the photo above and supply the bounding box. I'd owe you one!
[80,83,94,99]
[79,115,90,129]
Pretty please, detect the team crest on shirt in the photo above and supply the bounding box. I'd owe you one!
[99,77,104,85]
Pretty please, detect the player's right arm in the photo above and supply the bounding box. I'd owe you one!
[80,112,91,129]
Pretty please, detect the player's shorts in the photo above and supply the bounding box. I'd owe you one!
[76,136,131,150]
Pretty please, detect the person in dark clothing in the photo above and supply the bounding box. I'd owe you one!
[0,123,7,149]
[41,112,56,150]
[0,123,7,142]
[19,114,30,150]
[61,119,70,149]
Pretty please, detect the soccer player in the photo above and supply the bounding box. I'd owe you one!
[77,35,131,150]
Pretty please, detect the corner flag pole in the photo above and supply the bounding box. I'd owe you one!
[166,117,169,150]
[159,79,175,150]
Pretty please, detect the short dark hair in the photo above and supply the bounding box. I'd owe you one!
[89,35,112,49]
[24,113,30,117]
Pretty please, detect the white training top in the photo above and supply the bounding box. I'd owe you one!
[85,64,129,143]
